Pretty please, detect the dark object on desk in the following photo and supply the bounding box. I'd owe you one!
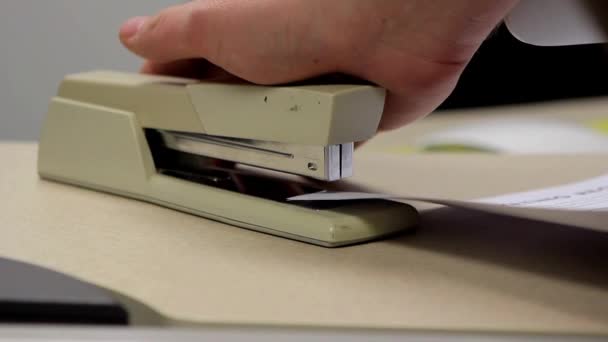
[441,24,608,108]
[0,258,128,325]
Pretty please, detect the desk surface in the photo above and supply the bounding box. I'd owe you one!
[1,100,608,335]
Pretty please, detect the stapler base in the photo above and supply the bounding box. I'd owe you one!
[37,97,418,247]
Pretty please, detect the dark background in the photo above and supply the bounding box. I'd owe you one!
[440,24,608,109]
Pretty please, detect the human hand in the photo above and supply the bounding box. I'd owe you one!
[120,0,518,132]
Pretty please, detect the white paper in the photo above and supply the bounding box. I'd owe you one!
[476,174,608,210]
[288,174,608,232]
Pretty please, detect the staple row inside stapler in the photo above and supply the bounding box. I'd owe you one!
[158,130,353,181]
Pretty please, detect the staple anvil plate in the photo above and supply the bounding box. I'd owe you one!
[37,71,418,247]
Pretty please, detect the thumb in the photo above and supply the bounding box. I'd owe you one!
[119,2,207,63]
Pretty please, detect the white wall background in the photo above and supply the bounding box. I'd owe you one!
[0,0,179,140]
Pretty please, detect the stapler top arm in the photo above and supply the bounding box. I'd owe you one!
[56,71,386,180]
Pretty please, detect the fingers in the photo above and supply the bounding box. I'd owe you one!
[121,0,339,84]
[376,70,462,132]
[348,46,465,132]
[120,1,207,62]
[119,0,516,135]
[378,92,441,132]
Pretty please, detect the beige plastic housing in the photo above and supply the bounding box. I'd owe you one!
[56,70,386,145]
[37,71,418,247]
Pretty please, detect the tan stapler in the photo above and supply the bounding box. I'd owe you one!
[37,71,418,247]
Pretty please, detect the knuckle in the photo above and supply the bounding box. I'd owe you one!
[146,11,169,36]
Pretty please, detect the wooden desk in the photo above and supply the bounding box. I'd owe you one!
[1,99,607,335]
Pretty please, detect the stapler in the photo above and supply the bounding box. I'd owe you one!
[37,71,418,247]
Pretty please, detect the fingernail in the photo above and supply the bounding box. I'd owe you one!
[120,16,148,40]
